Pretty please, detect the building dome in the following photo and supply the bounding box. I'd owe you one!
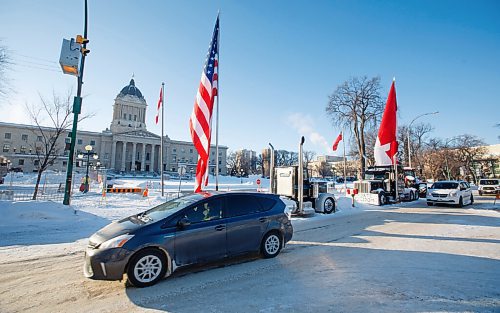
[119,79,144,99]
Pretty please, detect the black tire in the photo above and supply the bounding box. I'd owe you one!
[415,191,419,200]
[409,191,414,201]
[470,195,474,205]
[126,248,167,288]
[261,232,282,258]
[378,192,386,206]
[457,196,463,208]
[323,197,335,214]
[427,202,433,206]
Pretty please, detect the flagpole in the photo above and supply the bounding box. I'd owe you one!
[161,82,165,197]
[342,130,347,192]
[214,11,220,191]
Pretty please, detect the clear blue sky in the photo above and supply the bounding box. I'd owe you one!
[1,0,499,156]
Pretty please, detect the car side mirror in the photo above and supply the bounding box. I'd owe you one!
[177,217,191,229]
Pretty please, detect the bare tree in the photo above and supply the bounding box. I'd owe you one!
[26,90,91,200]
[226,151,238,176]
[326,76,384,178]
[275,150,298,166]
[315,161,333,178]
[0,41,12,100]
[452,134,486,183]
[303,150,316,177]
[398,122,433,168]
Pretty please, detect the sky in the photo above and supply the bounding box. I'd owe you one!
[1,0,499,157]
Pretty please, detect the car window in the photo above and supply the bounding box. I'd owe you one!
[431,182,458,189]
[257,197,276,212]
[183,198,223,223]
[141,194,202,222]
[226,195,262,217]
[480,179,498,185]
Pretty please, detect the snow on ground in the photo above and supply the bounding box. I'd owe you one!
[1,172,498,263]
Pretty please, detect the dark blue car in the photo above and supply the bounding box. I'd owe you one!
[84,192,293,287]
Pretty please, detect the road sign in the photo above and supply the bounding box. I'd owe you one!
[178,165,186,176]
[256,179,261,185]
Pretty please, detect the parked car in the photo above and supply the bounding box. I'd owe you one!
[84,192,293,287]
[426,180,473,207]
[478,178,500,196]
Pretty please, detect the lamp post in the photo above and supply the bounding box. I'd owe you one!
[62,0,90,205]
[240,168,244,184]
[407,111,439,168]
[78,144,98,193]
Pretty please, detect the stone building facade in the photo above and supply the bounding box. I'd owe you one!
[0,79,227,176]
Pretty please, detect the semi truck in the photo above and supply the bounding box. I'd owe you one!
[353,165,419,206]
[269,137,337,216]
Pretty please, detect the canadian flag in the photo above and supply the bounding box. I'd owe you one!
[155,87,163,125]
[332,132,342,151]
[374,80,398,165]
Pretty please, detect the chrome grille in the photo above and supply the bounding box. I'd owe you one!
[431,193,447,198]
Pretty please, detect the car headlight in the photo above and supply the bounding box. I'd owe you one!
[449,191,458,197]
[99,234,134,249]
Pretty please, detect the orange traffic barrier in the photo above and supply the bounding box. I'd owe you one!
[106,187,142,194]
[142,187,149,197]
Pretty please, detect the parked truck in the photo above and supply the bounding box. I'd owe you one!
[353,165,419,206]
[269,137,337,216]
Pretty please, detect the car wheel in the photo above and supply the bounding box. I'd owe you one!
[379,192,386,206]
[457,196,463,208]
[470,195,474,205]
[261,232,282,258]
[323,197,335,214]
[414,191,419,200]
[478,191,482,196]
[409,191,414,201]
[427,202,433,206]
[127,248,167,288]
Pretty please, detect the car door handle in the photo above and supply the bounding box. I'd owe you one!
[214,225,225,231]
[259,217,268,223]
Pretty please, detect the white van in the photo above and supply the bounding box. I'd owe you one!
[478,178,500,195]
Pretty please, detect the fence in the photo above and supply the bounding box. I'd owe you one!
[0,186,65,202]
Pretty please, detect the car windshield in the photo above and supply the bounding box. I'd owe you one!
[139,194,203,222]
[479,179,498,185]
[431,182,458,189]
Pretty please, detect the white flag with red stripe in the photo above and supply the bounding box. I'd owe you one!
[155,87,163,124]
[189,15,219,192]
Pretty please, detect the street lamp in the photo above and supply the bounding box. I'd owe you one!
[240,168,244,184]
[79,144,98,193]
[407,111,439,168]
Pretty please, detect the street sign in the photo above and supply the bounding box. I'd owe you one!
[256,179,261,185]
[178,165,186,176]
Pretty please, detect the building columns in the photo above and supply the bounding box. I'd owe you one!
[121,141,127,172]
[111,141,117,170]
[131,143,137,172]
[150,145,156,173]
[141,144,146,172]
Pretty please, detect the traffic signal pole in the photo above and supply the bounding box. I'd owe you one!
[63,0,89,205]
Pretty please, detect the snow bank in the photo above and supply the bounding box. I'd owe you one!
[0,200,109,246]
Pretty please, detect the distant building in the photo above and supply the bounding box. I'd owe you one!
[236,149,257,174]
[473,143,499,178]
[308,155,343,178]
[0,79,228,175]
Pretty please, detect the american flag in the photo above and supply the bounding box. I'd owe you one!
[189,15,219,192]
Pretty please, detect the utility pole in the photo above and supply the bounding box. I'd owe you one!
[63,0,90,205]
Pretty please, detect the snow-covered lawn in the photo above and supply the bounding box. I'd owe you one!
[1,172,497,262]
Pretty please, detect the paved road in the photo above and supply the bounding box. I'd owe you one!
[0,198,499,312]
